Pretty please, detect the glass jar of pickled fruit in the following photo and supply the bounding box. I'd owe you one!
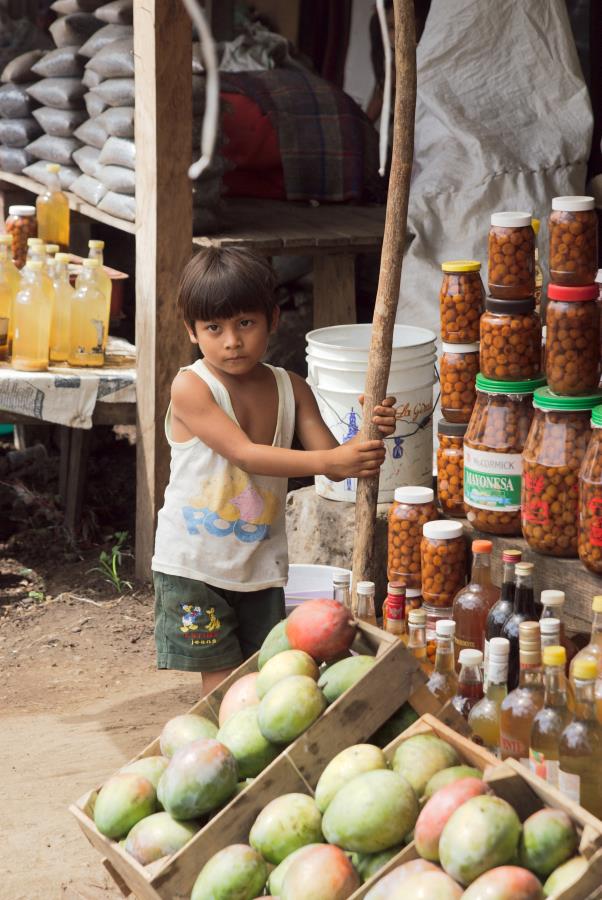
[5,205,37,269]
[480,297,542,381]
[579,406,602,574]
[545,284,600,396]
[421,519,466,607]
[549,196,598,286]
[488,211,535,300]
[387,486,437,587]
[439,260,484,344]
[440,342,479,423]
[437,419,466,518]
[464,374,545,535]
[522,387,602,557]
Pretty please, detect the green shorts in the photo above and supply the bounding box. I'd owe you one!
[153,571,285,673]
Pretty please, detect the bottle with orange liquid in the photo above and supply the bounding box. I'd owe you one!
[36,163,70,248]
[0,233,19,358]
[453,539,500,660]
[499,621,544,766]
[11,260,52,371]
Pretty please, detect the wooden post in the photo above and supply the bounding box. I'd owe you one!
[134,0,194,578]
[351,0,417,589]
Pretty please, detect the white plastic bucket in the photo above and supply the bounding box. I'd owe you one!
[306,324,437,503]
[284,563,351,613]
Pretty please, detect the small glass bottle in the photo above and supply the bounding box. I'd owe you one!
[451,649,484,721]
[425,619,458,705]
[540,589,577,668]
[453,539,500,660]
[485,549,521,684]
[407,608,427,666]
[36,162,70,248]
[501,562,539,691]
[88,238,112,348]
[69,258,106,367]
[559,658,602,818]
[499,621,544,766]
[11,260,52,372]
[469,636,509,756]
[0,233,19,359]
[355,581,377,626]
[529,645,569,788]
[333,571,351,611]
[540,618,560,651]
[44,243,59,279]
[26,237,44,262]
[383,582,405,637]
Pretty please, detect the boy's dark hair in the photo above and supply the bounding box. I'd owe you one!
[177,247,277,327]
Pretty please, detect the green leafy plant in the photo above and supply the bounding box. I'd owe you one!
[90,531,132,592]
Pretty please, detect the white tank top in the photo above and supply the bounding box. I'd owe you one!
[152,360,296,591]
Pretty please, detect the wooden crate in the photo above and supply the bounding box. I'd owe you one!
[70,621,423,899]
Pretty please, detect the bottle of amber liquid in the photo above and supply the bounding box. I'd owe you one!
[499,621,544,766]
[529,645,569,788]
[425,619,458,705]
[484,549,521,684]
[502,562,538,690]
[559,658,602,818]
[383,582,405,637]
[453,539,500,661]
[468,637,509,756]
[451,649,484,721]
[407,608,428,669]
[355,581,377,626]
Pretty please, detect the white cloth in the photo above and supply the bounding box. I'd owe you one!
[152,360,296,592]
[397,0,594,335]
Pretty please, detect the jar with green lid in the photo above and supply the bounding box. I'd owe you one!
[464,374,546,535]
[439,259,484,343]
[522,387,602,557]
[579,405,602,574]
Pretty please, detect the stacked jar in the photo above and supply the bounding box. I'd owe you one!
[387,486,437,588]
[421,520,466,663]
[437,419,466,518]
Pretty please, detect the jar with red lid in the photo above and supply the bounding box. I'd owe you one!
[480,297,542,381]
[545,283,601,396]
[488,211,535,300]
[440,341,479,423]
[5,205,37,269]
[522,387,602,557]
[387,486,437,587]
[421,519,466,607]
[578,404,602,574]
[549,196,598,286]
[439,260,484,343]
[436,419,466,518]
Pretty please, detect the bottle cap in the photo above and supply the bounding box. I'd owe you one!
[459,648,483,666]
[489,636,510,657]
[8,205,35,216]
[394,486,434,504]
[83,258,100,268]
[441,341,479,354]
[547,283,598,302]
[332,570,350,585]
[46,162,60,173]
[540,590,564,607]
[387,582,405,596]
[27,237,43,247]
[502,549,522,563]
[472,539,492,554]
[408,608,426,625]
[45,244,59,254]
[552,195,594,212]
[573,658,597,680]
[540,617,560,634]
[515,562,534,576]
[485,296,536,316]
[26,260,43,271]
[436,619,455,637]
[437,419,468,437]
[422,520,463,540]
[55,252,70,263]
[543,645,566,666]
[592,596,602,613]
[491,211,532,227]
[475,373,546,396]
[406,588,422,599]
[519,621,541,662]
[533,386,602,412]
[441,259,481,273]
[88,239,105,249]
[356,581,375,595]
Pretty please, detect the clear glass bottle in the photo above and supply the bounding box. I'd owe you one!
[540,589,577,668]
[0,234,19,359]
[569,595,602,725]
[425,619,458,705]
[88,238,112,348]
[559,658,602,818]
[355,581,377,626]
[453,539,500,661]
[11,260,52,371]
[469,636,509,756]
[333,571,351,611]
[26,237,44,262]
[44,243,59,279]
[529,645,569,787]
[49,253,73,363]
[540,617,560,651]
[407,608,427,667]
[499,621,544,766]
[383,582,405,637]
[451,649,484,721]
[36,162,70,248]
[69,258,106,367]
[501,562,539,690]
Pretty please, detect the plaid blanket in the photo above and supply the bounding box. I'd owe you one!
[220,67,384,204]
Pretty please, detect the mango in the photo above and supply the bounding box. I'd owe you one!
[124,811,200,865]
[190,844,267,900]
[392,734,460,797]
[462,865,544,899]
[218,673,259,726]
[439,795,521,885]
[216,706,279,778]
[157,738,237,820]
[317,655,376,704]
[349,846,401,883]
[249,792,323,865]
[519,808,577,878]
[322,769,418,853]
[364,860,439,900]
[256,649,319,698]
[281,844,360,899]
[258,619,291,669]
[93,773,156,839]
[159,714,218,758]
[370,703,420,748]
[121,756,169,791]
[315,744,387,813]
[415,777,488,861]
[268,843,325,895]
[257,674,326,744]
[543,856,588,897]
[286,599,357,663]
[385,870,463,899]
[424,765,483,798]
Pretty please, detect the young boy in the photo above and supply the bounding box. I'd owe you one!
[152,247,397,694]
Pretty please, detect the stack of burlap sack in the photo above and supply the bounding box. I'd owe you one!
[0,50,44,174]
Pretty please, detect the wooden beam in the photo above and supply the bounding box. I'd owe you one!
[312,253,357,329]
[134,0,194,578]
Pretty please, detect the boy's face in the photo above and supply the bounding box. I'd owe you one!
[186,308,279,376]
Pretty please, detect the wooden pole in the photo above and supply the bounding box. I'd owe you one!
[351,0,417,591]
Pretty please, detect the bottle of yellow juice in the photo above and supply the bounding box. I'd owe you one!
[12,260,52,371]
[69,259,106,367]
[36,163,70,248]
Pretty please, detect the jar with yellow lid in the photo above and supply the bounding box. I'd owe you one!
[439,260,484,344]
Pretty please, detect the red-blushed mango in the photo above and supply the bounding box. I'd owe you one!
[159,714,218,758]
[256,649,319,698]
[257,674,326,744]
[249,793,323,865]
[383,869,463,899]
[364,860,439,900]
[280,844,360,900]
[543,856,588,896]
[462,866,544,899]
[315,744,387,813]
[415,777,488,861]
[318,655,376,704]
[124,811,200,865]
[218,673,260,726]
[190,844,267,900]
[258,619,291,669]
[519,808,577,878]
[216,706,279,778]
[268,843,325,895]
[392,734,460,797]
[93,773,156,839]
[157,738,237,820]
[286,599,357,662]
[424,765,483,799]
[439,795,521,885]
[121,756,169,791]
